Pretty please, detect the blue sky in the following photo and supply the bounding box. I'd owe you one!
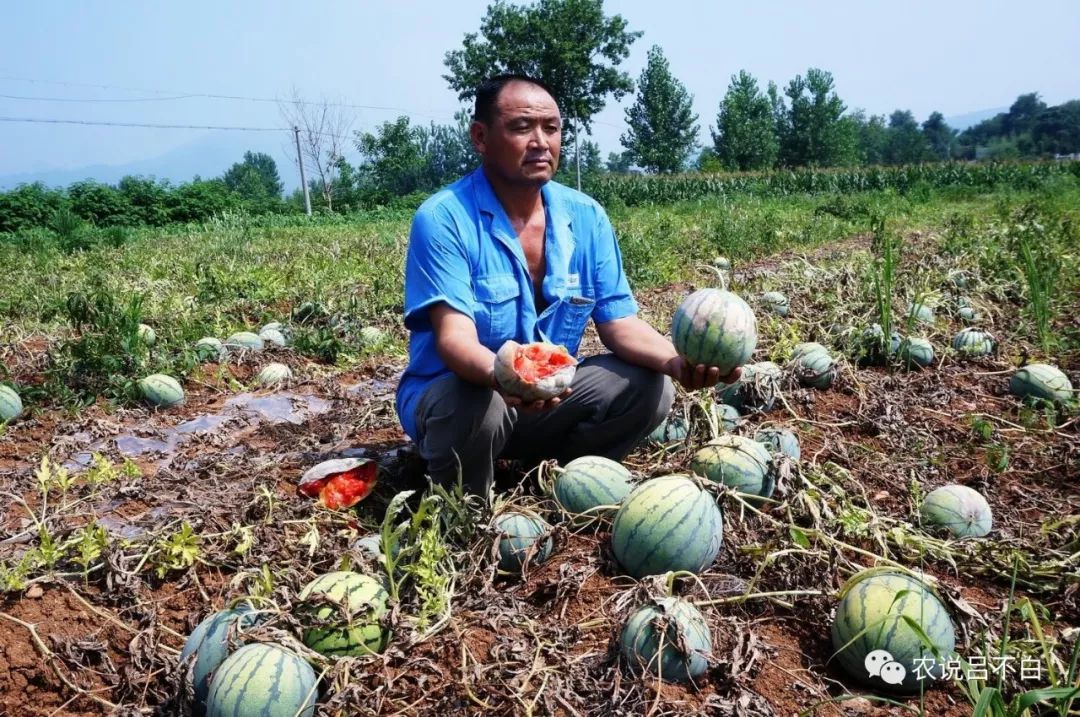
[2,0,1078,181]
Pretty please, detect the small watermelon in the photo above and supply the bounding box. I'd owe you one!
[920,484,993,538]
[906,303,934,325]
[138,323,157,346]
[494,340,577,402]
[258,328,288,348]
[359,326,386,347]
[858,324,901,365]
[671,289,758,373]
[791,342,829,361]
[946,269,971,290]
[611,475,723,579]
[225,331,265,352]
[553,456,632,527]
[1008,364,1073,406]
[260,321,285,335]
[139,374,184,408]
[690,435,775,501]
[715,402,740,432]
[830,570,956,694]
[195,337,228,362]
[952,328,994,359]
[0,385,24,423]
[898,337,935,370]
[711,256,731,271]
[647,415,689,445]
[620,597,712,682]
[205,642,317,717]
[256,362,292,386]
[716,361,782,413]
[761,291,790,317]
[957,306,979,324]
[493,511,553,573]
[297,571,389,657]
[180,604,260,716]
[754,427,800,462]
[790,347,835,389]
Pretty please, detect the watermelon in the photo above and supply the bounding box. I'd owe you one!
[761,291,790,317]
[205,642,317,717]
[353,534,384,561]
[671,289,758,373]
[791,342,829,361]
[790,347,836,389]
[139,374,184,408]
[946,269,971,290]
[957,306,979,324]
[647,415,689,445]
[292,301,328,325]
[754,427,800,462]
[195,337,228,362]
[0,385,23,423]
[359,326,386,348]
[611,475,723,578]
[494,341,577,402]
[620,597,712,682]
[225,332,265,352]
[297,571,389,657]
[1008,364,1073,406]
[952,328,994,359]
[920,485,993,538]
[716,361,781,413]
[906,303,934,325]
[897,337,935,370]
[298,458,377,511]
[711,256,731,271]
[830,570,956,694]
[256,362,292,386]
[553,456,632,527]
[858,324,901,365]
[493,511,553,573]
[690,435,775,501]
[260,321,285,335]
[138,323,157,346]
[715,403,740,432]
[180,604,260,717]
[258,328,287,348]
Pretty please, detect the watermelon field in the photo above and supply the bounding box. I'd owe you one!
[0,163,1078,716]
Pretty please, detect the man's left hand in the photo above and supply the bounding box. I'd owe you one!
[664,356,741,391]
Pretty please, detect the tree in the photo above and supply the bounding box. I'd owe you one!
[605,150,632,173]
[1031,100,1080,155]
[279,90,354,212]
[223,151,283,208]
[921,111,954,161]
[779,68,856,167]
[418,110,477,188]
[620,45,699,173]
[355,117,428,199]
[1004,92,1046,136]
[557,139,603,182]
[883,110,929,165]
[443,0,641,136]
[711,70,777,171]
[848,111,889,165]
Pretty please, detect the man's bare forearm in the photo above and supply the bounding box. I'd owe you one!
[596,316,678,375]
[429,304,497,388]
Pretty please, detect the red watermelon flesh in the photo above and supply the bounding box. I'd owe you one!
[298,461,377,510]
[494,341,578,401]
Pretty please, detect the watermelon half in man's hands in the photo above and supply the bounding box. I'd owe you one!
[494,340,577,402]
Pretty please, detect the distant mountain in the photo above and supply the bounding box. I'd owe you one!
[0,131,303,192]
[945,107,1008,132]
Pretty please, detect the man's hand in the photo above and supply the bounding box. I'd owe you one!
[488,368,571,413]
[664,355,741,392]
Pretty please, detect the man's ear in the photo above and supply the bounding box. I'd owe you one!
[470,120,486,156]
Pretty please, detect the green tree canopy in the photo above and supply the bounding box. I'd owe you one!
[883,110,930,165]
[620,45,699,173]
[442,0,641,135]
[921,111,955,161]
[605,150,632,173]
[711,70,778,171]
[778,68,857,167]
[222,151,283,207]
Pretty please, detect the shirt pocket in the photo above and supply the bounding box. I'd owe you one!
[538,294,595,355]
[473,273,520,346]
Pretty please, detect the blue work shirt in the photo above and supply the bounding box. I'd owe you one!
[395,167,639,441]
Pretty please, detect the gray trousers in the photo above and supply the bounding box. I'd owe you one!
[411,353,675,498]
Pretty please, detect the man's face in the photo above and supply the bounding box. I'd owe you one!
[472,81,562,187]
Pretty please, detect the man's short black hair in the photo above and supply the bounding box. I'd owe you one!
[472,74,557,125]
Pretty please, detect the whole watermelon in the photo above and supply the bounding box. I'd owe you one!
[920,485,993,538]
[760,291,790,317]
[195,337,228,362]
[493,511,553,572]
[554,456,632,527]
[951,328,994,359]
[225,331,265,352]
[790,347,835,389]
[1008,364,1073,406]
[906,303,934,325]
[611,475,723,579]
[0,385,24,423]
[180,604,260,717]
[620,597,712,682]
[754,427,801,462]
[139,374,185,408]
[715,402,740,432]
[830,570,956,694]
[297,571,389,657]
[205,643,317,717]
[858,324,901,365]
[690,435,775,501]
[256,363,293,386]
[647,415,690,445]
[671,289,757,374]
[716,361,782,413]
[897,337,935,370]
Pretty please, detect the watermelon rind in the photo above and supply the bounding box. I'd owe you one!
[493,511,553,572]
[897,337,935,370]
[258,328,288,348]
[760,291,790,317]
[256,362,293,387]
[554,456,632,528]
[195,337,228,362]
[297,571,389,657]
[620,597,712,682]
[716,361,781,413]
[919,484,993,538]
[691,435,775,501]
[0,385,24,423]
[611,475,723,578]
[671,289,758,374]
[180,604,261,717]
[830,570,956,694]
[139,374,185,408]
[754,427,801,462]
[225,331,265,352]
[205,642,317,717]
[951,328,994,359]
[647,415,689,445]
[1008,363,1073,406]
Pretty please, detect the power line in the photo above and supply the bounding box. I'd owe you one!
[0,115,353,140]
[1,92,196,103]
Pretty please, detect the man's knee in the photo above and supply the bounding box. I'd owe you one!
[419,377,509,444]
[581,354,674,426]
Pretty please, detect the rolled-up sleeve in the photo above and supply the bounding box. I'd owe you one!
[403,207,474,331]
[590,207,638,324]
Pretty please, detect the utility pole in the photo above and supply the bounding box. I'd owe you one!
[574,117,581,191]
[293,125,312,216]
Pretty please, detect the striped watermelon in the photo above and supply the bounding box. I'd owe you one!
[690,435,775,501]
[195,337,228,362]
[791,342,829,361]
[1008,364,1073,406]
[761,291,790,317]
[920,485,993,538]
[620,597,712,682]
[611,475,723,579]
[359,326,386,348]
[957,306,979,324]
[180,604,260,716]
[951,328,994,359]
[946,269,971,290]
[897,337,935,370]
[830,570,956,694]
[554,456,632,527]
[711,256,731,271]
[714,403,740,432]
[493,511,553,572]
[790,347,835,390]
[647,415,689,445]
[858,324,901,365]
[716,361,781,413]
[258,328,288,348]
[906,303,934,325]
[671,289,757,373]
[205,642,317,717]
[256,363,292,386]
[139,374,185,408]
[0,385,23,423]
[260,321,286,335]
[297,572,389,657]
[138,323,157,346]
[754,427,800,462]
[225,332,265,352]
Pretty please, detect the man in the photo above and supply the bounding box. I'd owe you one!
[396,74,736,499]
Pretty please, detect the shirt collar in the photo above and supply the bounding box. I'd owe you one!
[472,166,573,238]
